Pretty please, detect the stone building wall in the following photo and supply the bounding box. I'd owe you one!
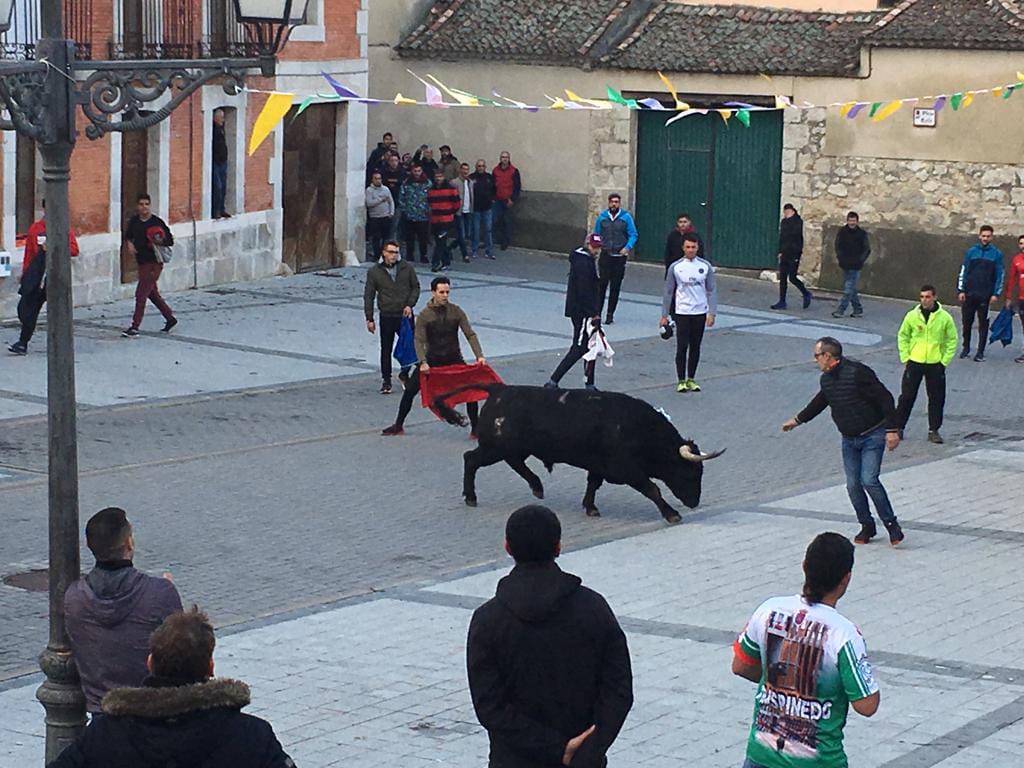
[588,108,637,230]
[782,108,1023,299]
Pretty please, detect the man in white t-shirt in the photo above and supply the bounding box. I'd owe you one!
[732,532,880,768]
[660,233,716,392]
[455,162,474,263]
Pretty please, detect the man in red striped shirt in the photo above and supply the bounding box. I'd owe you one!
[428,169,460,273]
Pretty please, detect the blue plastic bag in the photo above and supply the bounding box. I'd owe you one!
[393,316,417,367]
[989,307,1014,347]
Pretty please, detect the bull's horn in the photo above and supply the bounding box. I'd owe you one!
[679,445,726,463]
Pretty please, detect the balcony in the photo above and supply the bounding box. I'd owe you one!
[0,0,260,63]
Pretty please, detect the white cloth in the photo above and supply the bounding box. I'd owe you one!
[582,320,614,367]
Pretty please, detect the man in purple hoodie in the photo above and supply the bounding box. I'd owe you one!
[64,507,183,713]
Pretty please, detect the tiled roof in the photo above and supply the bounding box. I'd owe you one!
[396,0,633,66]
[866,0,1024,49]
[596,3,881,76]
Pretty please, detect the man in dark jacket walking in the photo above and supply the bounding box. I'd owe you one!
[772,203,812,310]
[593,193,638,325]
[957,224,1005,361]
[49,608,295,768]
[122,193,176,337]
[546,234,603,390]
[467,505,633,768]
[833,211,871,318]
[782,337,905,546]
[364,240,420,394]
[64,507,183,714]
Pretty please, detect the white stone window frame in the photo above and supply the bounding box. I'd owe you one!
[1,130,45,254]
[107,91,172,233]
[201,86,247,220]
[289,0,326,43]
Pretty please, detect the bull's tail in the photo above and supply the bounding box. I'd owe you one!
[433,383,506,427]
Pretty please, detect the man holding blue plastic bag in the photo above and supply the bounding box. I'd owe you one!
[364,239,420,394]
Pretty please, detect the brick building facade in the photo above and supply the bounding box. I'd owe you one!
[0,0,368,321]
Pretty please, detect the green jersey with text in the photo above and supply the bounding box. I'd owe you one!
[735,595,878,768]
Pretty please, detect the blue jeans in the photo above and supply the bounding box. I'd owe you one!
[472,209,493,257]
[455,213,471,258]
[493,199,511,247]
[841,426,897,527]
[837,268,862,313]
[212,161,228,217]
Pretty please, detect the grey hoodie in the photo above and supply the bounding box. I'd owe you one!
[64,564,183,712]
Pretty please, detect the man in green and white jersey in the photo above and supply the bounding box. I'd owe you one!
[732,532,880,768]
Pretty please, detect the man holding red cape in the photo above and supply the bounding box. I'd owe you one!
[382,275,498,436]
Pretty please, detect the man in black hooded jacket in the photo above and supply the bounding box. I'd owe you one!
[772,203,812,310]
[467,505,633,768]
[48,608,294,768]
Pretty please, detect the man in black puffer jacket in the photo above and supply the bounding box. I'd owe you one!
[782,337,905,548]
[772,203,812,310]
[48,608,294,768]
[468,505,633,768]
[833,211,871,318]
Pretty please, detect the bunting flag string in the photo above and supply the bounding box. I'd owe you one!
[243,72,1024,151]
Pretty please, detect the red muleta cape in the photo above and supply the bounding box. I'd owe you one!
[420,363,503,419]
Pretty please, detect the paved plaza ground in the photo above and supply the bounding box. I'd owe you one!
[1,250,1023,766]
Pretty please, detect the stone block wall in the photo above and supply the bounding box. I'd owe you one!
[782,107,1023,299]
[0,211,282,322]
[588,109,637,228]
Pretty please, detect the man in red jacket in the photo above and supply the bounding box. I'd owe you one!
[1005,234,1024,363]
[491,151,522,251]
[8,201,80,355]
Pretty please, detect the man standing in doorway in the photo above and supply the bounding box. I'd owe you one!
[455,162,474,263]
[211,108,230,219]
[782,337,905,546]
[545,234,602,390]
[365,240,419,394]
[470,159,496,260]
[122,193,176,337]
[957,224,1005,362]
[7,200,80,356]
[832,211,870,318]
[1005,234,1024,363]
[895,285,958,444]
[594,192,638,324]
[382,276,486,436]
[663,212,704,275]
[661,233,716,392]
[428,169,460,272]
[398,164,432,264]
[772,203,812,311]
[468,505,633,768]
[491,151,521,251]
[365,171,395,262]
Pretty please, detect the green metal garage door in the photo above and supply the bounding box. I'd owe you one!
[635,109,782,269]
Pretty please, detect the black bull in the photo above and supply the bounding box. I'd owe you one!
[433,384,724,523]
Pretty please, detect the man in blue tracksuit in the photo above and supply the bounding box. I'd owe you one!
[957,224,1005,362]
[593,193,638,325]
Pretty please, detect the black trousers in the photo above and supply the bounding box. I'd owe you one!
[598,253,626,318]
[394,367,479,429]
[405,220,430,262]
[550,316,595,386]
[962,295,991,354]
[431,223,453,269]
[377,315,411,383]
[366,217,392,261]
[778,258,808,302]
[896,361,946,432]
[17,289,47,346]
[672,313,707,379]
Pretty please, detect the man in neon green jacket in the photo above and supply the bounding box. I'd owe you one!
[895,284,958,444]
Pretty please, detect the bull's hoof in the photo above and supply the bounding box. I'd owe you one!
[531,487,545,500]
[584,507,601,517]
[663,512,682,524]
[465,496,478,508]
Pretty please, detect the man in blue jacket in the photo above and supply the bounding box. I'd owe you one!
[957,224,1005,362]
[546,234,603,390]
[593,193,638,325]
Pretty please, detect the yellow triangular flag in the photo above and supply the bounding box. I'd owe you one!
[393,93,418,105]
[549,97,567,110]
[1017,71,1024,81]
[248,92,293,156]
[657,71,690,110]
[960,92,975,110]
[427,74,479,106]
[871,100,902,123]
[839,101,856,118]
[717,109,731,124]
[564,89,612,109]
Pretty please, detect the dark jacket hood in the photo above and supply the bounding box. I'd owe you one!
[495,561,582,623]
[81,566,150,628]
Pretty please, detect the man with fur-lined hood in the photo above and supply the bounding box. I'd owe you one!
[48,608,294,768]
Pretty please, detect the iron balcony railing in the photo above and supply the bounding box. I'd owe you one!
[1,0,93,61]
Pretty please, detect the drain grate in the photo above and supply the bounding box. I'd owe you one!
[3,569,49,592]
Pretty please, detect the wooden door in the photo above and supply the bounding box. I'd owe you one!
[120,128,149,283]
[282,103,337,272]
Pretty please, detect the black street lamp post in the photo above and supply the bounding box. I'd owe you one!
[0,0,307,762]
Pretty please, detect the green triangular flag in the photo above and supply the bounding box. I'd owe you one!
[868,101,882,117]
[1003,85,1016,99]
[735,109,751,127]
[290,96,316,123]
[606,86,638,109]
[951,92,963,110]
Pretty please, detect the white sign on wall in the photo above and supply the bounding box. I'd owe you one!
[913,108,937,128]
